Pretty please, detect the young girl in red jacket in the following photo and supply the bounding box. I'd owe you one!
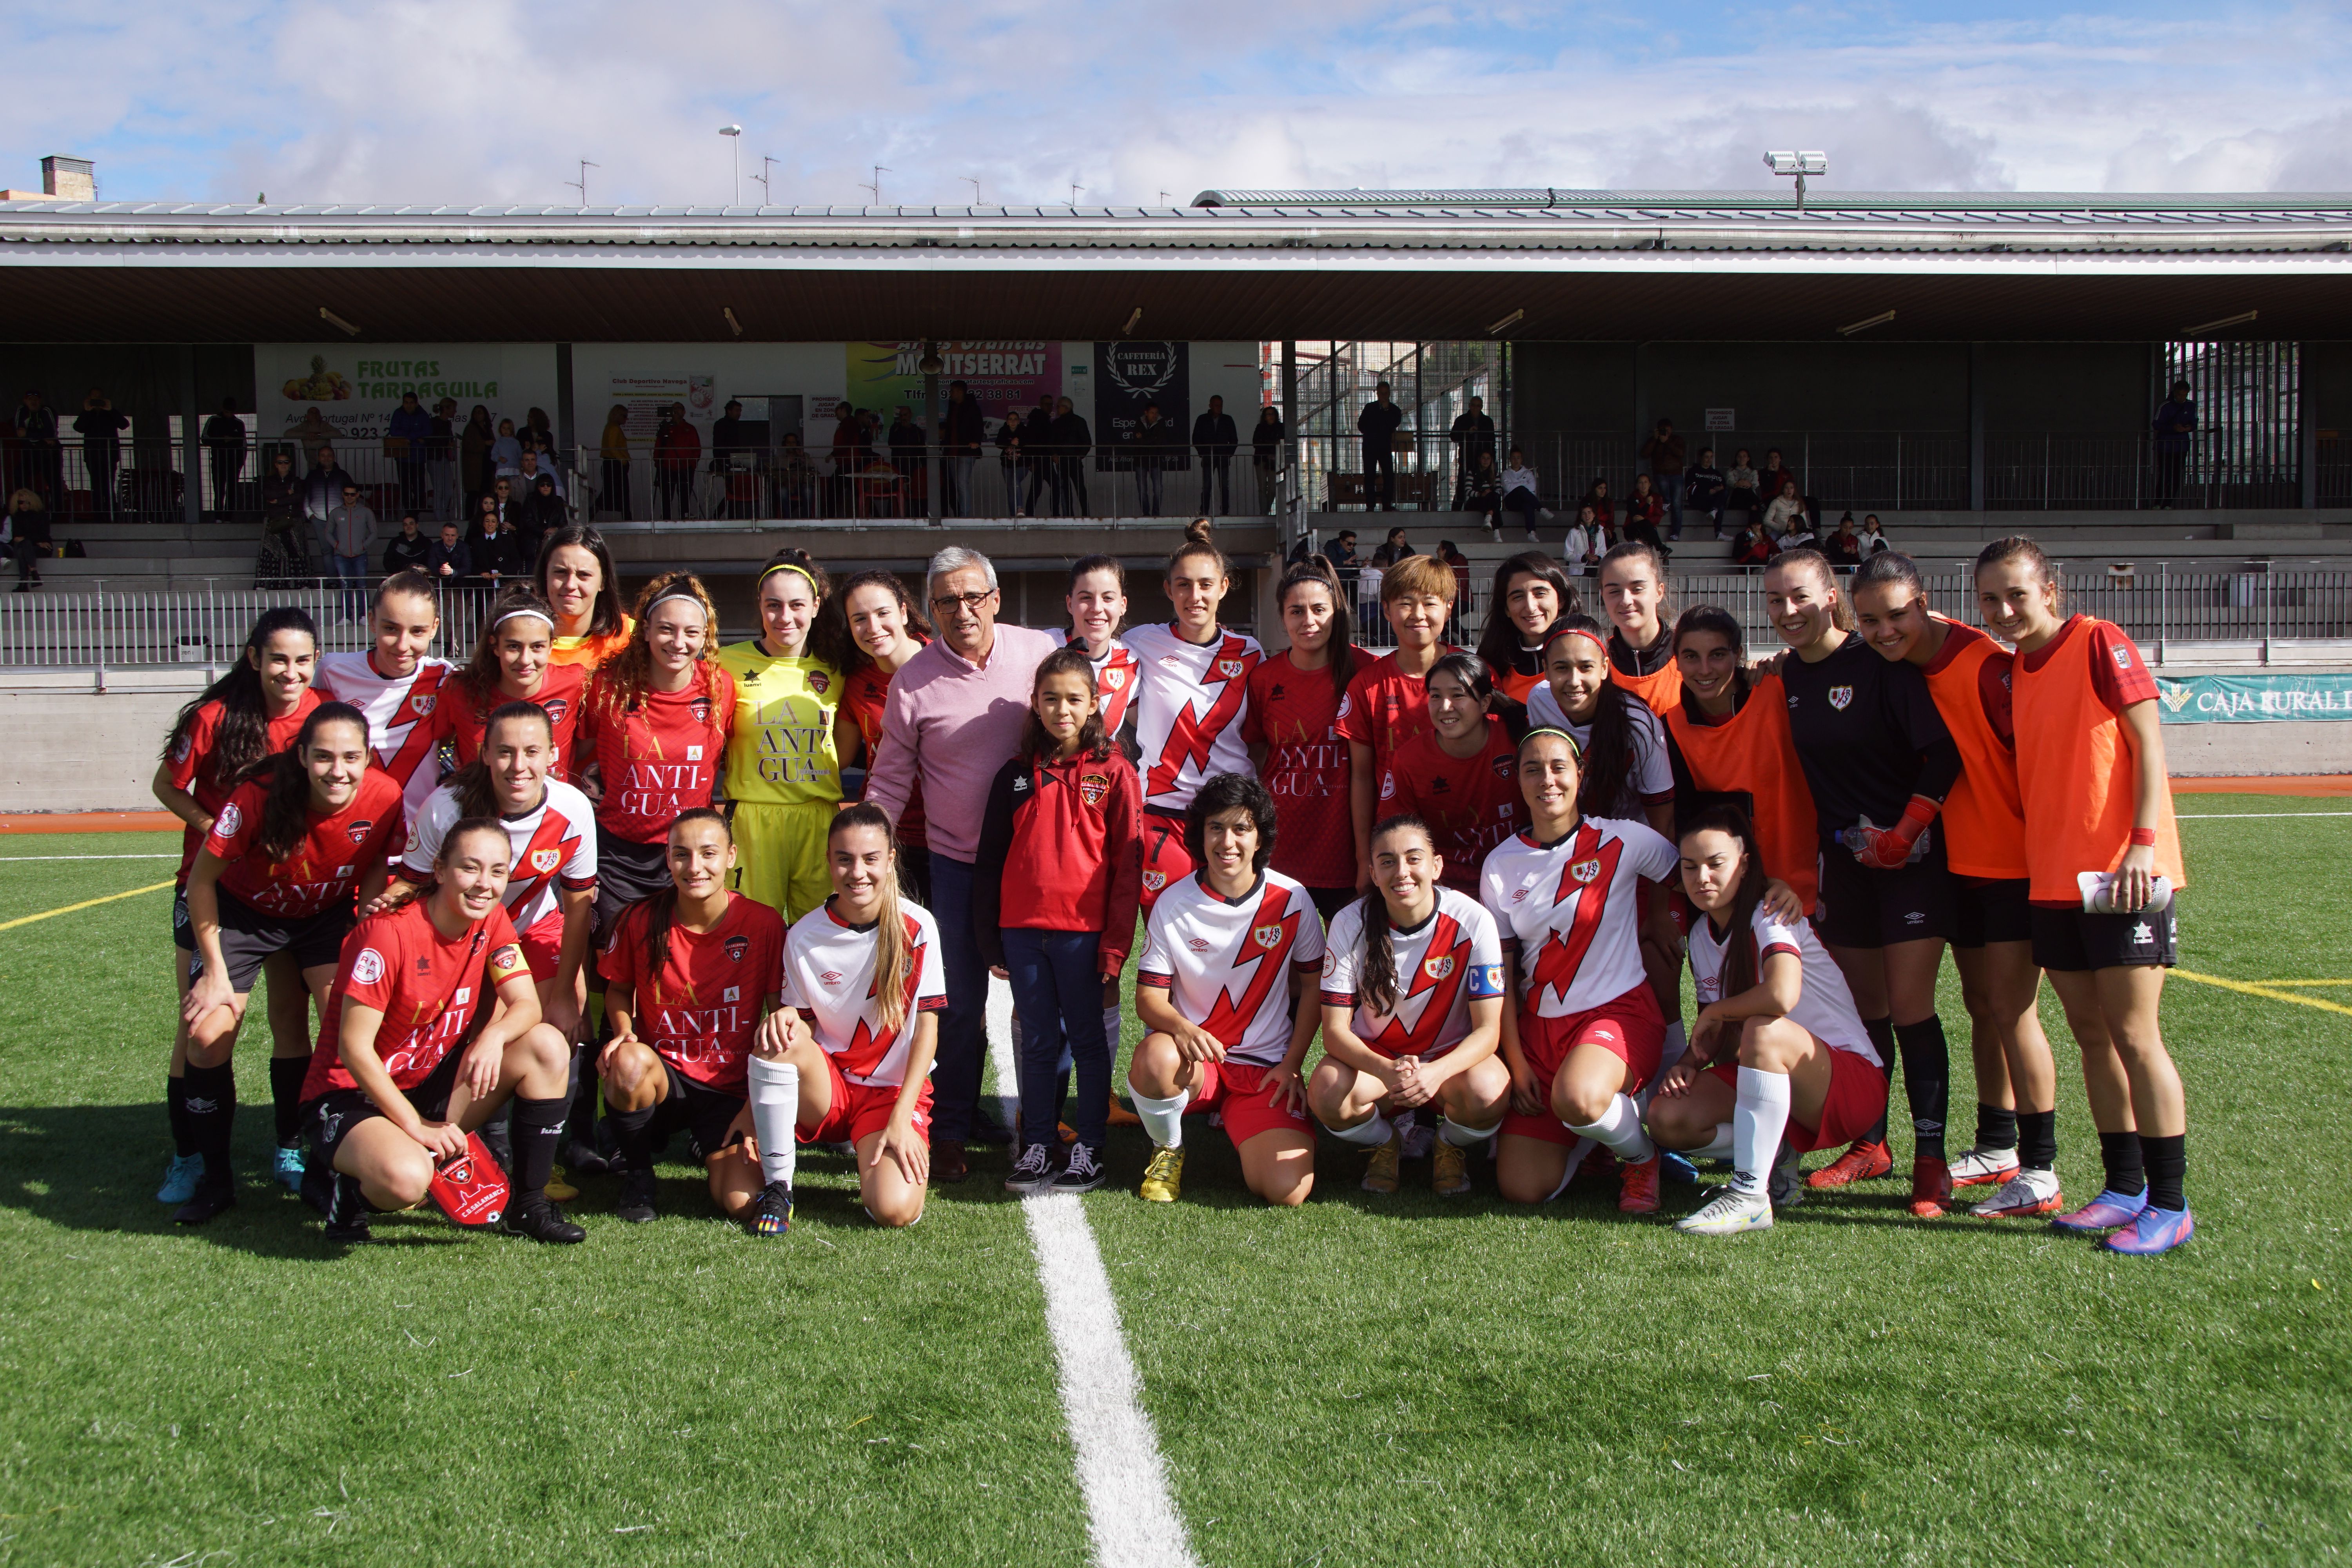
[975,646,1144,1194]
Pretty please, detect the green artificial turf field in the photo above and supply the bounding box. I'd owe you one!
[2,806,2348,1566]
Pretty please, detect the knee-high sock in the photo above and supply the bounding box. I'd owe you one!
[607,1099,660,1173]
[181,1062,236,1169]
[269,1056,309,1148]
[2017,1108,2059,1173]
[1130,1087,1189,1149]
[166,1072,195,1159]
[1327,1108,1394,1147]
[2099,1129,2147,1198]
[564,1042,599,1148]
[746,1056,800,1187]
[2143,1132,2186,1212]
[1439,1114,1499,1147]
[1858,1015,1897,1145]
[1691,1121,1735,1161]
[1894,1015,1949,1162]
[1566,1093,1653,1163]
[1975,1102,2018,1153]
[1732,1067,1793,1196]
[510,1094,568,1204]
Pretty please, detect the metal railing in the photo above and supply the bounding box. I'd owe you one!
[0,583,506,675]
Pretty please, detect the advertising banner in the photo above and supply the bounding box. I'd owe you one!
[1093,341,1190,468]
[255,343,557,442]
[843,342,1061,427]
[2155,672,2352,722]
[609,373,717,447]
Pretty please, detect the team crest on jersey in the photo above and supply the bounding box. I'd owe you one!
[350,947,386,985]
[723,985,741,1002]
[1571,858,1602,884]
[690,698,711,723]
[540,696,570,724]
[1253,924,1285,949]
[1423,954,1455,980]
[530,848,563,874]
[725,934,750,961]
[1141,870,1167,891]
[346,818,376,844]
[808,670,830,694]
[409,691,437,717]
[2112,646,2134,670]
[1491,754,1513,779]
[215,802,243,838]
[1216,658,1245,679]
[1378,773,1397,799]
[1079,772,1110,805]
[1828,686,1853,710]
[1103,668,1127,690]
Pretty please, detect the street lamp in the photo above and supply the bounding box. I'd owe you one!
[1763,149,1827,212]
[719,124,742,206]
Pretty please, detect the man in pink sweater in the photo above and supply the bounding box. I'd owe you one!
[866,546,1058,1181]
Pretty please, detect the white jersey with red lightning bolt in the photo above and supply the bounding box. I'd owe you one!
[316,650,457,829]
[1062,630,1142,741]
[1126,621,1261,814]
[1320,886,1506,1060]
[1479,816,1678,1018]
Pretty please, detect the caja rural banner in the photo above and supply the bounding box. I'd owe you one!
[2155,672,2352,722]
[843,342,1062,427]
[255,343,560,442]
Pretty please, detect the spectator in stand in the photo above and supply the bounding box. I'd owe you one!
[491,417,524,491]
[1437,539,1471,640]
[1778,509,1818,553]
[1757,447,1800,515]
[1358,380,1403,511]
[383,510,432,574]
[1824,511,1865,566]
[887,405,927,512]
[773,432,815,518]
[201,398,247,519]
[73,389,129,519]
[710,399,751,469]
[427,520,473,584]
[461,404,495,506]
[1192,393,1238,515]
[1021,393,1057,515]
[1762,474,1808,538]
[598,404,632,521]
[1370,525,1412,568]
[1627,472,1666,539]
[654,401,699,519]
[995,408,1029,517]
[522,407,556,460]
[1327,528,1361,602]
[1053,395,1093,517]
[387,391,432,514]
[1461,450,1503,534]
[521,472,569,565]
[1725,446,1759,527]
[1579,475,1615,533]
[940,380,985,519]
[1640,416,1688,539]
[1449,394,1496,508]
[303,443,357,566]
[14,390,59,504]
[2152,376,2196,509]
[1860,513,1890,555]
[1499,445,1546,540]
[515,444,562,500]
[325,482,378,621]
[1129,401,1177,516]
[5,486,51,590]
[474,499,528,587]
[426,397,459,522]
[1561,502,1608,576]
[1730,516,1774,566]
[1252,403,1285,512]
[1685,446,1727,538]
[260,450,304,566]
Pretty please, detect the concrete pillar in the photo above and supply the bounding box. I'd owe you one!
[2301,343,2319,510]
[178,345,202,533]
[1281,339,1298,495]
[555,343,575,453]
[1967,341,1985,512]
[924,339,942,526]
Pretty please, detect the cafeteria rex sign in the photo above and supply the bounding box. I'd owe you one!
[2155,673,2352,722]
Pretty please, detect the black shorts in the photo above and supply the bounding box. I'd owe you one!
[172,885,194,952]
[1814,835,1955,950]
[1952,877,2033,949]
[651,1061,749,1160]
[310,1043,466,1171]
[2030,898,2181,973]
[592,831,673,944]
[189,889,354,991]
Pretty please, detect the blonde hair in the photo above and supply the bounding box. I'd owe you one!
[829,803,913,1033]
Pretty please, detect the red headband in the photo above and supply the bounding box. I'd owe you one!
[1540,623,1608,655]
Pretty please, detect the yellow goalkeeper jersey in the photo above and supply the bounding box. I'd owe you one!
[717,640,844,807]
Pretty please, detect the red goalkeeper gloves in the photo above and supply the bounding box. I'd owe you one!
[1853,795,1939,870]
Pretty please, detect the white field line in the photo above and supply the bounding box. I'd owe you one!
[985,976,1200,1568]
[2176,810,2352,818]
[0,853,179,861]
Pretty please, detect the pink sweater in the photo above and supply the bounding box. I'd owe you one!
[865,621,1058,861]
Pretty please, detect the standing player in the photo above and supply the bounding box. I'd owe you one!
[1126,524,1262,911]
[154,607,321,1203]
[314,569,455,831]
[1650,806,1890,1236]
[1063,554,1142,751]
[1377,652,1525,894]
[174,704,403,1223]
[1126,774,1325,1206]
[1481,728,1682,1212]
[1337,554,1459,889]
[538,524,634,670]
[742,805,945,1232]
[303,818,583,1244]
[1852,552,2064,1218]
[718,551,849,921]
[833,570,934,900]
[1245,559,1370,922]
[1594,541,1680,713]
[1766,549,1963,1216]
[598,809,786,1223]
[1473,552,1580,703]
[1979,536,2192,1254]
[1524,617,1676,831]
[434,589,586,778]
[1662,606,1822,915]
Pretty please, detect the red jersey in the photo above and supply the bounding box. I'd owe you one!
[202,770,407,918]
[301,898,528,1098]
[599,891,786,1093]
[575,669,737,844]
[167,691,321,882]
[1377,723,1527,893]
[1244,648,1370,889]
[842,659,926,849]
[1336,648,1456,773]
[972,748,1145,971]
[437,662,586,780]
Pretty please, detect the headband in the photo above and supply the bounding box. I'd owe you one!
[647,584,709,617]
[759,560,818,592]
[1539,622,1609,655]
[1519,725,1584,759]
[492,606,555,632]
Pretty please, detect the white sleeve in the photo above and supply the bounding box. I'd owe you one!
[1319,902,1363,1002]
[1622,820,1682,883]
[1478,853,1517,945]
[912,908,947,1007]
[1752,906,1806,962]
[1287,885,1327,968]
[1463,902,1506,999]
[1137,901,1176,981]
[776,929,809,1011]
[1525,681,1566,731]
[1630,704,1675,801]
[401,791,447,878]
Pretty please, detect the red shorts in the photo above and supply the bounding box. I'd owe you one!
[519,909,567,983]
[1705,1044,1887,1154]
[1187,1056,1312,1147]
[1139,813,1194,914]
[799,1052,935,1149]
[1500,984,1668,1146]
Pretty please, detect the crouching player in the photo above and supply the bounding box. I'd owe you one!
[598,809,786,1223]
[303,818,584,1244]
[1650,807,1888,1235]
[1125,774,1326,1207]
[1310,815,1510,1197]
[740,804,944,1233]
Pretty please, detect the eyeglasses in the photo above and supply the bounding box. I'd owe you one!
[929,589,996,613]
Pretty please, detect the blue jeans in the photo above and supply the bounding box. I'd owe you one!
[925,853,990,1142]
[1004,927,1111,1152]
[333,553,368,620]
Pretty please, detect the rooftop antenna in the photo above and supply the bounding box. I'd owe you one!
[1762,149,1828,212]
[963,176,982,204]
[1070,180,1084,205]
[862,165,890,206]
[752,155,779,206]
[564,158,599,206]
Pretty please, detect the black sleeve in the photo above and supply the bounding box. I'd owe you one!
[1887,662,1962,805]
[971,760,1022,971]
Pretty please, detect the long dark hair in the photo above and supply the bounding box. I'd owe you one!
[163,607,319,789]
[245,702,369,863]
[1426,650,1505,727]
[1544,613,1642,818]
[1276,557,1354,705]
[1354,814,1433,1017]
[1475,552,1581,675]
[1680,802,1771,1040]
[457,586,556,705]
[1766,546,1854,632]
[439,701,554,820]
[535,523,626,640]
[1671,604,1753,709]
[639,806,732,982]
[830,570,934,675]
[1019,645,1112,762]
[1975,535,2065,613]
[755,547,854,671]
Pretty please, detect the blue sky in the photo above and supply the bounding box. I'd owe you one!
[2,2,2347,207]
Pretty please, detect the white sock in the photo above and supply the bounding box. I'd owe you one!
[1691,1121,1735,1161]
[1732,1067,1793,1196]
[1328,1110,1395,1147]
[1439,1115,1499,1147]
[1545,1136,1595,1201]
[746,1056,800,1187]
[1130,1086,1189,1148]
[1566,1093,1654,1162]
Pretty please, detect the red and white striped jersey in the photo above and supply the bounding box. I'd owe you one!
[1125,622,1261,813]
[1689,904,1879,1065]
[1136,870,1325,1067]
[1479,816,1677,1018]
[1063,631,1142,740]
[779,899,948,1088]
[316,651,457,829]
[1320,886,1506,1060]
[402,778,597,936]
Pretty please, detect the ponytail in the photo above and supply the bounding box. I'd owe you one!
[1680,803,1771,1056]
[1354,813,1433,1017]
[163,607,319,789]
[830,802,912,1033]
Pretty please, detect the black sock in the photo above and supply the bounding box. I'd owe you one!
[566,1043,600,1148]
[181,1062,236,1173]
[167,1073,194,1158]
[511,1094,568,1204]
[2141,1133,2186,1212]
[2100,1129,2147,1197]
[1976,1102,2018,1152]
[1860,1017,1896,1145]
[607,1100,660,1173]
[2018,1109,2059,1172]
[1894,1016,1950,1163]
[269,1056,309,1147]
